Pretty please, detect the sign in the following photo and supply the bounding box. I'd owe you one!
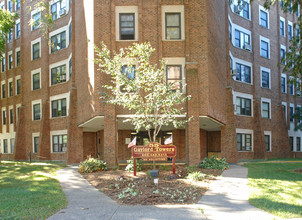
[131,142,177,176]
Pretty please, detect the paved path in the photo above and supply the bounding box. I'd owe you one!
[49,165,279,220]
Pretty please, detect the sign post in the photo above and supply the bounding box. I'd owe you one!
[131,142,177,176]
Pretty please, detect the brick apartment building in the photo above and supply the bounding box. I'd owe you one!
[0,0,301,165]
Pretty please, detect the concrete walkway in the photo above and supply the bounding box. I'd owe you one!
[49,165,279,220]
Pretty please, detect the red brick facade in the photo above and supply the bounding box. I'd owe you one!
[1,0,301,165]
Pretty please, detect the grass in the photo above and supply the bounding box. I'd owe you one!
[0,161,68,219]
[245,160,302,219]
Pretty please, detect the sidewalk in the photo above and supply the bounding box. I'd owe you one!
[49,165,278,220]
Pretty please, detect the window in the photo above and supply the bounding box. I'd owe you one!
[236,63,251,83]
[261,67,270,89]
[69,56,72,78]
[167,65,182,90]
[116,6,138,41]
[236,97,251,116]
[165,13,181,40]
[280,17,285,36]
[297,137,301,151]
[290,105,294,122]
[2,110,6,125]
[297,80,301,96]
[8,29,13,43]
[119,13,135,40]
[290,82,294,95]
[9,108,13,124]
[16,78,21,95]
[51,98,67,118]
[1,56,5,72]
[289,136,294,151]
[51,31,66,53]
[3,139,8,154]
[229,21,232,40]
[261,98,271,119]
[33,135,39,153]
[15,19,21,39]
[32,42,40,60]
[8,0,13,12]
[235,29,251,50]
[9,81,13,97]
[52,134,67,152]
[15,0,20,10]
[281,74,286,93]
[237,132,252,151]
[280,1,285,9]
[264,131,271,152]
[288,22,293,40]
[2,83,5,99]
[8,53,13,69]
[162,5,184,41]
[16,50,20,67]
[31,11,41,31]
[16,104,21,123]
[33,103,41,120]
[233,0,250,19]
[121,65,135,80]
[260,36,270,59]
[51,0,66,21]
[32,73,40,90]
[282,102,287,121]
[51,65,66,85]
[259,6,269,28]
[10,138,14,154]
[280,45,286,64]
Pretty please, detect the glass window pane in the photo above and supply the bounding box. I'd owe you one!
[166,14,180,26]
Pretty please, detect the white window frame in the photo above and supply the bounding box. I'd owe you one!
[264,131,272,152]
[15,47,20,67]
[281,73,287,93]
[32,132,40,153]
[288,21,293,39]
[233,57,253,85]
[290,103,295,126]
[162,57,186,93]
[31,8,41,31]
[260,66,271,89]
[16,103,21,123]
[260,35,270,59]
[231,0,251,20]
[31,37,41,61]
[115,6,139,41]
[49,20,71,54]
[31,68,42,91]
[2,107,6,133]
[259,5,269,29]
[49,0,69,21]
[8,105,13,126]
[1,53,5,72]
[280,44,286,64]
[232,23,252,51]
[0,1,5,9]
[32,99,42,121]
[8,51,13,70]
[280,17,285,36]
[261,97,271,119]
[50,92,70,118]
[282,102,287,122]
[15,75,21,95]
[8,78,13,97]
[236,128,253,152]
[162,5,185,41]
[233,91,253,117]
[289,76,295,95]
[49,58,71,86]
[50,129,67,153]
[15,19,20,39]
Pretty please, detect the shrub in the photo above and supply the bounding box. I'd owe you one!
[125,157,142,172]
[186,171,207,181]
[199,156,229,170]
[78,157,108,173]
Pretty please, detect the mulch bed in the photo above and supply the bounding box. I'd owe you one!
[294,168,302,173]
[81,166,223,205]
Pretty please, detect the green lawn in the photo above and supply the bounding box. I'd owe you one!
[0,161,68,219]
[245,160,302,219]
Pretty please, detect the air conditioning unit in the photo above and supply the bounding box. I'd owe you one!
[60,75,66,81]
[243,43,251,51]
[234,5,241,13]
[59,8,66,16]
[231,69,237,76]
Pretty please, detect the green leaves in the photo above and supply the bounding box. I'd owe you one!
[95,42,191,142]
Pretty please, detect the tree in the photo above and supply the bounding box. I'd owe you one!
[95,42,191,142]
